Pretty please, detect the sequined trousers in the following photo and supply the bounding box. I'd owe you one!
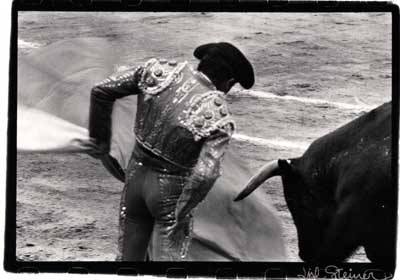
[116,144,193,261]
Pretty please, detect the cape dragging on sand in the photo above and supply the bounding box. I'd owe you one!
[17,38,286,261]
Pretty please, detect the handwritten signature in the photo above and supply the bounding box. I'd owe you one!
[297,266,393,280]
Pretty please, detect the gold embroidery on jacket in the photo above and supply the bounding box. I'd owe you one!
[178,91,235,141]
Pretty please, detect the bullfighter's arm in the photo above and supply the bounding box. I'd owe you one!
[175,125,233,223]
[167,126,232,257]
[88,67,143,153]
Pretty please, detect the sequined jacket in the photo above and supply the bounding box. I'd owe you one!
[89,58,235,219]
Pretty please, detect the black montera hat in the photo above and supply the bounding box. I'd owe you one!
[194,42,254,89]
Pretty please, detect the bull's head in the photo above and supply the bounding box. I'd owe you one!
[235,159,331,262]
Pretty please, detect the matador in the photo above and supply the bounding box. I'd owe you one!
[85,42,255,261]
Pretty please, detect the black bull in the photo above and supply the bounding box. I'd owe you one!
[235,102,395,264]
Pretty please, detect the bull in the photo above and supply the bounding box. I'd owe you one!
[235,102,395,265]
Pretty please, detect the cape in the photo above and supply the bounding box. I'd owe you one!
[17,38,286,261]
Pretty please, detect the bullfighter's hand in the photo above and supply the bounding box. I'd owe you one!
[167,214,193,248]
[75,138,108,159]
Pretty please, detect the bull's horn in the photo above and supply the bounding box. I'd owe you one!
[234,160,281,201]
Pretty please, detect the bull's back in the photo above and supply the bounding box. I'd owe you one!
[302,102,391,171]
[307,102,390,154]
[298,102,392,200]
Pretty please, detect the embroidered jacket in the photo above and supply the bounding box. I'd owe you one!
[89,58,235,226]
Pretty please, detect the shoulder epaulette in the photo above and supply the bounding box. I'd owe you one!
[138,58,187,96]
[95,66,142,88]
[178,91,235,141]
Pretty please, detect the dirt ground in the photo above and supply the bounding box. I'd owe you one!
[16,12,391,262]
[17,152,121,261]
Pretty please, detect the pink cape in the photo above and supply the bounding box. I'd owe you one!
[17,38,286,261]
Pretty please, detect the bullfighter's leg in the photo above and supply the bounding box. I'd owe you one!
[144,172,192,261]
[118,160,155,261]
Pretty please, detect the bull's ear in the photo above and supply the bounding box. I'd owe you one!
[278,159,292,174]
